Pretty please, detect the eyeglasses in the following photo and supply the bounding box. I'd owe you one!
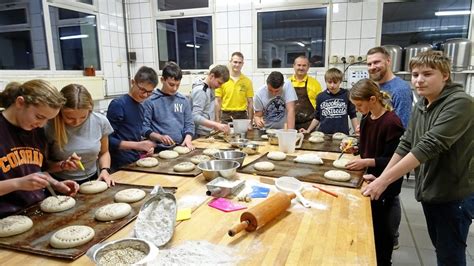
[136,83,154,95]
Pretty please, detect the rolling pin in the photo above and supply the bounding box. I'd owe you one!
[228,192,296,237]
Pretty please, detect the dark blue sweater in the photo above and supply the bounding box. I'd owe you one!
[107,94,144,171]
[314,89,357,134]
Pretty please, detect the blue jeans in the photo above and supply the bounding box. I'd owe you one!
[422,194,474,266]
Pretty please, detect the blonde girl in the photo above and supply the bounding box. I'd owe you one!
[0,80,79,218]
[45,84,114,186]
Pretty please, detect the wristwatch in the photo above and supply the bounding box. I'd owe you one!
[100,167,112,174]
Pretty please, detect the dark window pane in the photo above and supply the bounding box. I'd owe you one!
[49,6,100,70]
[157,0,208,11]
[257,8,327,68]
[157,16,212,70]
[0,0,49,70]
[382,0,471,49]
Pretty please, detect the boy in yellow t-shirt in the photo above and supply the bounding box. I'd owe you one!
[215,52,254,124]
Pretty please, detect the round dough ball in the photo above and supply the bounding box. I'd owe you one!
[0,215,33,237]
[203,148,220,156]
[333,158,350,169]
[158,150,179,159]
[309,136,325,143]
[190,155,211,165]
[173,146,191,154]
[332,132,348,140]
[50,225,95,249]
[310,131,325,138]
[79,180,108,194]
[40,196,76,213]
[267,151,286,161]
[114,188,146,203]
[324,170,351,182]
[254,161,275,171]
[173,162,196,172]
[136,157,159,168]
[95,203,132,222]
[261,134,269,140]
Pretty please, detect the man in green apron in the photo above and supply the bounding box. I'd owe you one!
[290,56,323,130]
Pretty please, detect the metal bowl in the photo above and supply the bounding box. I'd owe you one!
[213,151,247,167]
[197,160,240,181]
[93,238,158,265]
[268,133,279,145]
[239,143,260,155]
[229,138,249,148]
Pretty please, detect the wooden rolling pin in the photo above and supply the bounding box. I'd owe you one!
[228,192,296,237]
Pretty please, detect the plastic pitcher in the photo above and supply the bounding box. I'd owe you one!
[276,129,304,153]
[229,119,251,134]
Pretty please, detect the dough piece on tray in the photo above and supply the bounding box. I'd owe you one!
[0,215,33,237]
[293,154,323,165]
[40,196,76,213]
[95,203,132,222]
[173,162,196,172]
[267,151,286,161]
[308,136,324,143]
[190,155,211,164]
[115,188,146,203]
[50,225,95,249]
[254,161,275,171]
[324,170,351,182]
[136,157,159,167]
[79,180,108,194]
[332,132,347,140]
[310,131,325,138]
[333,158,350,169]
[203,148,220,156]
[173,146,191,154]
[158,150,179,159]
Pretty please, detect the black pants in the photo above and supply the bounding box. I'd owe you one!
[371,197,397,266]
[221,110,248,123]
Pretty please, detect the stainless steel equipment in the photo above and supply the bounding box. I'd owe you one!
[404,44,432,71]
[443,38,472,71]
[383,45,402,72]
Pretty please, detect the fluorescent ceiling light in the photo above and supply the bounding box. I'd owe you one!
[296,42,305,47]
[435,10,471,16]
[186,44,200,48]
[60,34,88,40]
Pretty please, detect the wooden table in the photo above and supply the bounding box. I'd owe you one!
[0,138,376,265]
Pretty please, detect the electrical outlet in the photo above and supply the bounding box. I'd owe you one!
[357,55,367,62]
[329,55,339,64]
[348,55,356,64]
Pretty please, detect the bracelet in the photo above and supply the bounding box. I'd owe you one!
[100,167,112,174]
[59,161,66,170]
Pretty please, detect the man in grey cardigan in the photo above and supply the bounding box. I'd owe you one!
[191,65,231,137]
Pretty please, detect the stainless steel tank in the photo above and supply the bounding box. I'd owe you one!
[383,45,402,73]
[404,44,432,71]
[443,38,472,71]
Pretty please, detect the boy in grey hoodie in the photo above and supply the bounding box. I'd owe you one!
[142,62,195,150]
[362,51,473,265]
[191,65,231,136]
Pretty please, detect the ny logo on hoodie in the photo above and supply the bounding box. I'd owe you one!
[174,103,183,113]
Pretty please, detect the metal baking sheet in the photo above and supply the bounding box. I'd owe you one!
[299,134,358,153]
[121,148,212,176]
[0,183,175,260]
[238,152,364,188]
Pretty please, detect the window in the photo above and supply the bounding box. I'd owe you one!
[257,7,327,68]
[157,0,208,11]
[49,6,100,70]
[157,16,212,70]
[0,0,49,70]
[381,0,471,48]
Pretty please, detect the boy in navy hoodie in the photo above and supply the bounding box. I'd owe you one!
[142,62,195,150]
[299,68,359,134]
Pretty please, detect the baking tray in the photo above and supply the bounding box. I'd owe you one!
[121,148,214,176]
[0,183,176,260]
[299,134,358,153]
[238,152,364,188]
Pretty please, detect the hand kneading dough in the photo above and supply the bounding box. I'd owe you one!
[333,158,350,169]
[136,157,159,167]
[203,148,220,156]
[308,136,324,143]
[324,170,351,181]
[40,196,76,213]
[254,161,275,171]
[50,225,95,249]
[173,146,191,154]
[173,162,196,172]
[79,180,108,194]
[310,131,325,138]
[0,215,33,237]
[267,151,286,161]
[332,132,347,140]
[190,155,211,164]
[114,188,146,203]
[293,154,323,165]
[95,203,132,221]
[158,150,179,159]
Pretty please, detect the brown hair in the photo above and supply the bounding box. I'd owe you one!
[325,68,343,82]
[231,51,244,60]
[294,55,309,64]
[366,46,391,59]
[209,65,230,83]
[53,84,94,149]
[0,79,65,109]
[350,79,393,111]
[409,50,452,84]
